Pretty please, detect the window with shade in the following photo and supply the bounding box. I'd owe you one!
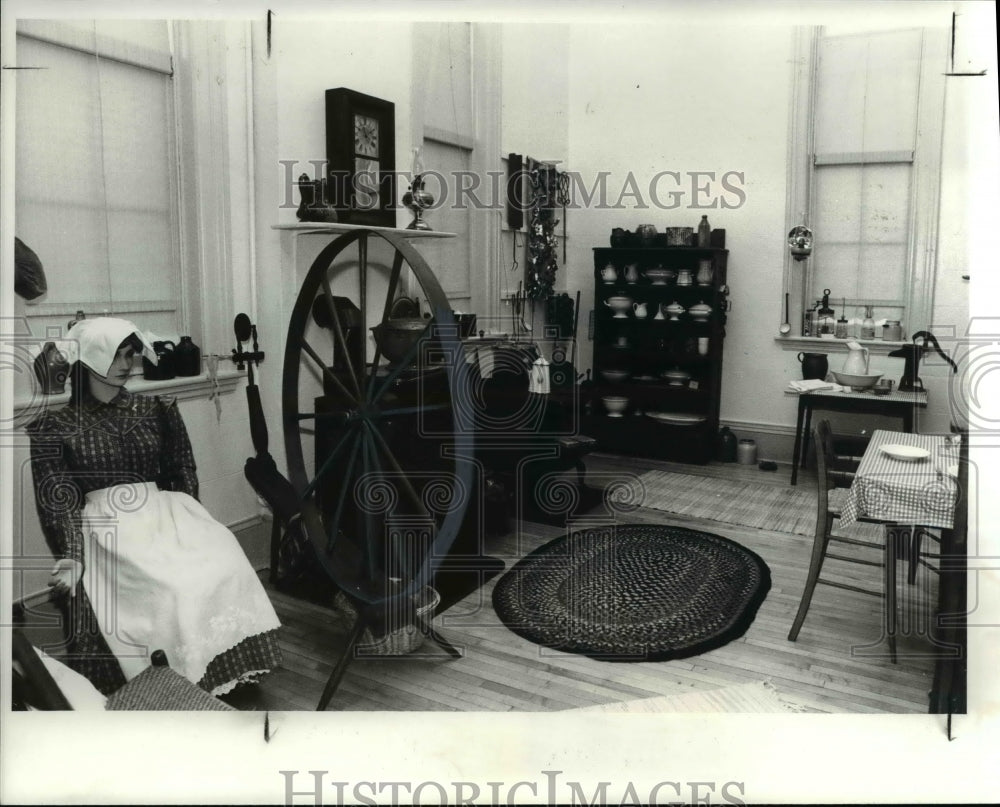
[788,25,947,341]
[14,20,187,341]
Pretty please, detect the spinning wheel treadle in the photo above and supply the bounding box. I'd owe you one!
[282,229,475,624]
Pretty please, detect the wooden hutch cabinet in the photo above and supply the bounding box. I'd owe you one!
[585,241,730,464]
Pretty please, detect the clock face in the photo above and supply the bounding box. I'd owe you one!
[354,113,379,158]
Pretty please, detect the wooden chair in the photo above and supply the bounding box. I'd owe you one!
[787,419,900,661]
[12,626,234,711]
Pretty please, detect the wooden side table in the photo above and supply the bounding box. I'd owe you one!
[788,388,928,485]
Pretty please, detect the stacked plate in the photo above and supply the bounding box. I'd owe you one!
[645,411,706,425]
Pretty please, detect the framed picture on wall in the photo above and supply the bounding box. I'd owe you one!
[325,88,396,227]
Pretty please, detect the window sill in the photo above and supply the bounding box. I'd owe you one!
[12,368,244,418]
[774,335,908,357]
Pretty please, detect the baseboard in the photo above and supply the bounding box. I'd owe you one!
[719,418,798,465]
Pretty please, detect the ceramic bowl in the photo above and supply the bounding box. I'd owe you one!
[644,268,675,285]
[661,369,691,386]
[602,395,629,416]
[600,369,631,384]
[688,302,712,322]
[664,301,685,320]
[832,371,883,391]
[606,296,633,318]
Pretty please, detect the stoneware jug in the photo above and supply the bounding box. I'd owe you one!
[842,341,870,375]
[797,352,828,381]
[624,263,640,284]
[174,335,202,377]
[144,340,176,381]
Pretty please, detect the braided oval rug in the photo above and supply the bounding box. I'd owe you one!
[491,524,771,662]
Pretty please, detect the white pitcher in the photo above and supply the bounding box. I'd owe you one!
[633,301,648,319]
[842,340,870,374]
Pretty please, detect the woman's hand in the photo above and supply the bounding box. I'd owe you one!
[48,558,83,598]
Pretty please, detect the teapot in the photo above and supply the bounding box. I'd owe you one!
[600,263,617,284]
[632,301,648,319]
[842,340,870,375]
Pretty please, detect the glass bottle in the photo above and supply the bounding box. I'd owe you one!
[697,215,712,248]
[861,306,876,340]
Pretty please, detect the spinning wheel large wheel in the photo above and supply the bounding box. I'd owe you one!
[282,229,476,609]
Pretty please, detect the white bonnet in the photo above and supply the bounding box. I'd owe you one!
[62,317,158,377]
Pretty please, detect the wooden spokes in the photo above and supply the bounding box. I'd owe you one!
[282,230,475,606]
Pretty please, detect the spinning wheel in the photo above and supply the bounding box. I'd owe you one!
[281,229,476,611]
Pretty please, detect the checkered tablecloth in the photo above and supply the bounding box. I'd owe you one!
[839,430,959,529]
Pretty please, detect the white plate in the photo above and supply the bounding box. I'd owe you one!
[881,444,930,462]
[646,412,706,425]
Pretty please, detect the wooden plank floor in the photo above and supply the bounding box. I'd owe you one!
[223,454,941,714]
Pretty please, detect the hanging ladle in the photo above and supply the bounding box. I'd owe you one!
[779,293,792,335]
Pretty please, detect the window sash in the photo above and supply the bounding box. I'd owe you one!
[15,23,183,339]
[787,24,947,336]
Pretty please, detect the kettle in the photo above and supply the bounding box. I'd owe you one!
[842,341,870,375]
[143,340,176,380]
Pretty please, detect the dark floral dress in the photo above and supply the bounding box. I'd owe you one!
[26,388,281,695]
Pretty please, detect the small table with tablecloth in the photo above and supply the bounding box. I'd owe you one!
[838,429,960,670]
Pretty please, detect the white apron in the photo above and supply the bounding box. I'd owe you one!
[81,482,281,687]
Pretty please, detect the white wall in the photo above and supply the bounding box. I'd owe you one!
[565,23,797,445]
[501,24,570,164]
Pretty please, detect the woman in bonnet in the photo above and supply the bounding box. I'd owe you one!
[26,317,282,696]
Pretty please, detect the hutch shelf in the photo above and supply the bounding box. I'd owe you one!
[586,243,730,464]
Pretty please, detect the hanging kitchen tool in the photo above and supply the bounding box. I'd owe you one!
[888,331,958,392]
[779,293,791,335]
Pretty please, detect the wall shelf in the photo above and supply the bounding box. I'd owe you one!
[774,335,908,357]
[272,222,456,239]
[12,368,244,419]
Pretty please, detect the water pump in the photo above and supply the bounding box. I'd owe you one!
[888,331,958,392]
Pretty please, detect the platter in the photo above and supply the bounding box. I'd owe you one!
[881,444,930,462]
